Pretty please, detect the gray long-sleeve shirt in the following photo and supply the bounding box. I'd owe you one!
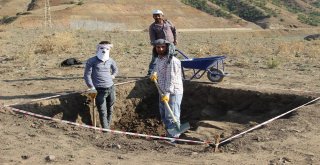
[84,56,118,88]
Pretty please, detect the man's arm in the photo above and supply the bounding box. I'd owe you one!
[111,59,118,78]
[149,24,156,45]
[172,28,177,45]
[169,21,177,45]
[84,60,94,88]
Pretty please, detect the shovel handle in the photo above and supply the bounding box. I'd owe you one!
[92,99,96,127]
[164,101,180,128]
[154,81,180,129]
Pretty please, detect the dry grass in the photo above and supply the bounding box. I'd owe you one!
[187,43,212,57]
[305,40,320,58]
[216,41,234,55]
[0,26,6,32]
[10,31,77,67]
[34,31,76,54]
[5,28,319,75]
[177,31,319,71]
[19,44,38,67]
[266,57,280,69]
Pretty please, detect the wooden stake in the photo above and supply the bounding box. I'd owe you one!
[214,134,220,152]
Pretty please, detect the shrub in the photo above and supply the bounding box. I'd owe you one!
[27,0,37,11]
[271,0,304,13]
[266,57,280,69]
[298,14,319,26]
[0,16,18,24]
[181,0,232,18]
[77,0,84,5]
[16,12,32,16]
[209,0,270,21]
[312,1,320,8]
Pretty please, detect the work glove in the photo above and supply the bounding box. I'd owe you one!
[111,75,115,79]
[161,93,170,103]
[87,87,96,91]
[150,72,158,82]
[87,87,97,98]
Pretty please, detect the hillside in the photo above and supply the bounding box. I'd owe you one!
[0,0,319,29]
[182,0,320,29]
[0,0,320,30]
[1,0,256,30]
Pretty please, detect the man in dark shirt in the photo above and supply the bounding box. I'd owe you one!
[147,9,177,76]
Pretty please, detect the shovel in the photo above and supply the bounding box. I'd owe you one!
[153,80,190,136]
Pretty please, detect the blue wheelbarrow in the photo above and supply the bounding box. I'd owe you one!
[176,49,227,83]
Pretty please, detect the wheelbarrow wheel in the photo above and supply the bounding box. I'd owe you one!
[207,68,224,82]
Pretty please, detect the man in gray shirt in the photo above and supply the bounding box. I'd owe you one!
[84,41,118,129]
[147,9,177,76]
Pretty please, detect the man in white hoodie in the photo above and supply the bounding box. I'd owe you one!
[84,41,118,129]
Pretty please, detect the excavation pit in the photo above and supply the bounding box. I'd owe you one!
[11,80,313,142]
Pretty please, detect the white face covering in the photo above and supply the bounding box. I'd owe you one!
[96,44,113,62]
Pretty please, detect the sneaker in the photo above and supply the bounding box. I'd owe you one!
[158,138,177,146]
[168,139,177,144]
[163,139,177,146]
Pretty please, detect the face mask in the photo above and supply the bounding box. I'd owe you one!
[96,44,113,62]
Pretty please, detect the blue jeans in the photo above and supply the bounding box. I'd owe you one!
[95,85,115,129]
[147,55,157,75]
[159,94,183,138]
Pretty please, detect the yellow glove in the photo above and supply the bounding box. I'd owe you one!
[150,72,158,82]
[88,92,97,99]
[86,88,97,99]
[161,94,169,103]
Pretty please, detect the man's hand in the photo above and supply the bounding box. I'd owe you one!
[111,75,115,79]
[150,72,158,82]
[173,40,177,45]
[86,87,97,99]
[161,94,169,103]
[87,87,96,91]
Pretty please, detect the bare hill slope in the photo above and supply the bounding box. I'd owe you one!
[1,0,258,30]
[0,0,30,16]
[1,0,319,30]
[181,0,319,29]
